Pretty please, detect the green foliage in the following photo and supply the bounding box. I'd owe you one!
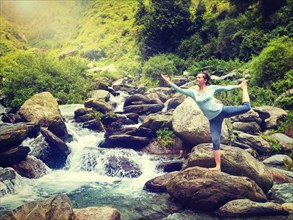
[137,0,192,59]
[250,36,293,89]
[1,50,90,108]
[141,53,180,86]
[156,128,175,148]
[187,58,244,75]
[260,131,282,152]
[284,157,293,172]
[248,86,277,107]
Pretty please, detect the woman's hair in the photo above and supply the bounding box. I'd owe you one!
[201,71,211,85]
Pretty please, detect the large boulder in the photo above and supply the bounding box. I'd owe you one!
[0,194,73,220]
[19,92,62,127]
[172,97,229,145]
[166,166,267,212]
[141,112,173,130]
[271,133,293,153]
[73,207,120,220]
[84,99,113,114]
[144,172,179,193]
[215,199,288,217]
[185,143,273,193]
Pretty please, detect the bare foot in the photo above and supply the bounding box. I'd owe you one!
[208,167,221,172]
[239,80,248,90]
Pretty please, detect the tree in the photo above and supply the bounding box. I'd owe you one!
[137,0,192,60]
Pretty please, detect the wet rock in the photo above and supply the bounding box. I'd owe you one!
[0,123,39,151]
[144,172,179,193]
[0,194,73,220]
[124,103,164,115]
[268,183,293,203]
[166,166,267,212]
[172,97,229,145]
[215,199,288,217]
[157,160,183,172]
[82,119,105,132]
[105,155,142,178]
[141,138,186,155]
[0,167,17,197]
[47,116,72,142]
[73,207,120,220]
[185,143,273,193]
[1,112,22,123]
[100,134,150,149]
[0,146,30,167]
[12,156,48,179]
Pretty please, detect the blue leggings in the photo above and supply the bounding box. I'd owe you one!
[209,102,251,150]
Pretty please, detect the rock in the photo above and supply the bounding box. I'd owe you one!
[47,116,72,142]
[267,167,293,184]
[172,97,229,145]
[167,93,185,110]
[0,146,30,167]
[0,194,73,220]
[157,160,183,172]
[185,143,273,193]
[87,89,110,101]
[236,131,272,154]
[0,167,17,197]
[253,106,287,130]
[231,109,262,124]
[268,183,293,203]
[88,64,117,73]
[232,121,261,134]
[82,119,105,132]
[19,92,63,127]
[100,134,150,149]
[215,199,288,217]
[73,207,120,220]
[84,99,113,114]
[1,112,22,123]
[140,137,186,155]
[271,133,293,153]
[263,154,292,166]
[144,172,179,193]
[141,112,173,130]
[105,155,142,178]
[124,103,164,115]
[146,93,164,105]
[41,128,70,156]
[12,156,48,178]
[166,166,267,212]
[219,70,238,80]
[0,123,39,152]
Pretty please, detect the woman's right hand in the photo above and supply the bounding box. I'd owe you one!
[161,74,171,84]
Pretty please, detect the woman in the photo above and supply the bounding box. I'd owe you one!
[161,72,251,171]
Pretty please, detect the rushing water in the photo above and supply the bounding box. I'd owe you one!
[0,97,292,219]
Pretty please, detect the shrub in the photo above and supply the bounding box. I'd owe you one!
[141,54,178,86]
[156,128,175,148]
[1,50,90,108]
[260,131,282,152]
[250,36,293,88]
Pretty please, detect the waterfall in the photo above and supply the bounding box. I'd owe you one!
[0,94,164,217]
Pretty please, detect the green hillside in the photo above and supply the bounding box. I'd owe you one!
[0,0,292,112]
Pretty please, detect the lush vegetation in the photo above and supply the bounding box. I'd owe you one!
[156,128,175,147]
[0,0,292,113]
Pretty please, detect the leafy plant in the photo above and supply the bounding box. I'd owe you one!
[260,131,282,152]
[156,128,175,148]
[277,110,293,138]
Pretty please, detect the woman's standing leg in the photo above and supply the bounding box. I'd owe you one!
[209,117,223,171]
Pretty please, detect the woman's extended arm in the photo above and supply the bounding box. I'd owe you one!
[161,74,195,98]
[213,84,240,93]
